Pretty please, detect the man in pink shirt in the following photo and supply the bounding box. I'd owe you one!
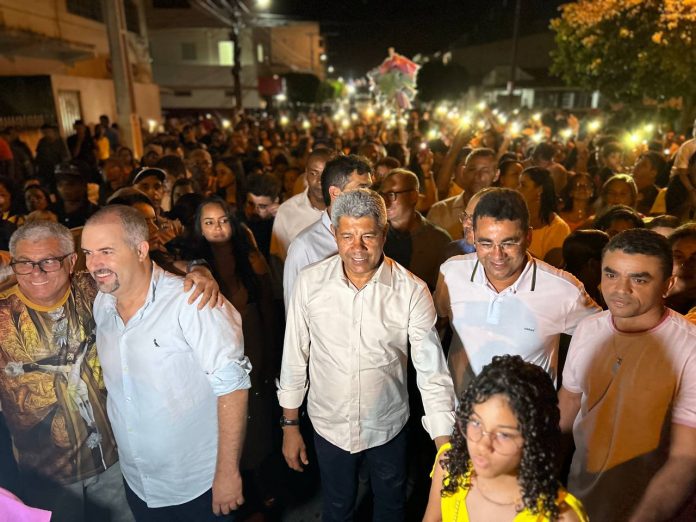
[560,228,696,521]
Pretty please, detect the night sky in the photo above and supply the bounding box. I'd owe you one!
[268,0,566,78]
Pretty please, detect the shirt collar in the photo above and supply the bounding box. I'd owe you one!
[321,210,333,232]
[470,253,537,293]
[103,261,161,318]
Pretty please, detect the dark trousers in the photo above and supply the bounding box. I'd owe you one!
[314,427,408,522]
[123,480,236,522]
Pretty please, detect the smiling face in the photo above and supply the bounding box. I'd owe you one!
[82,220,149,297]
[334,215,386,286]
[601,249,673,330]
[474,217,531,292]
[456,154,498,194]
[465,394,523,480]
[13,238,76,307]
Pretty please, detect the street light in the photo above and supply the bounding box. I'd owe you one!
[327,65,335,74]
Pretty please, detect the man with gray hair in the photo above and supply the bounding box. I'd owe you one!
[283,154,373,311]
[278,188,455,522]
[0,220,221,521]
[0,221,129,521]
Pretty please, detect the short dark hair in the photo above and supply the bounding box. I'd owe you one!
[465,148,496,166]
[531,142,555,163]
[321,154,372,206]
[473,188,529,232]
[601,142,623,159]
[668,223,696,247]
[375,156,401,170]
[593,205,644,232]
[563,229,609,273]
[646,215,681,231]
[246,173,280,200]
[603,228,673,280]
[155,155,187,179]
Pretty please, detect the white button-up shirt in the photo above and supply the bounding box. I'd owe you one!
[93,264,251,508]
[283,210,336,312]
[278,255,455,453]
[270,188,324,261]
[435,253,600,397]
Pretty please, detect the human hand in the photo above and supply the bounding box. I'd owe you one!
[282,427,308,472]
[212,470,244,515]
[183,268,223,309]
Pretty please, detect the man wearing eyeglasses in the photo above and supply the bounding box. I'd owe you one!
[381,169,451,291]
[0,221,220,521]
[434,188,600,398]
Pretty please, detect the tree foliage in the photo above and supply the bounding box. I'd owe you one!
[550,0,696,112]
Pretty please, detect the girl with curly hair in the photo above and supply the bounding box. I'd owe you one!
[423,355,588,521]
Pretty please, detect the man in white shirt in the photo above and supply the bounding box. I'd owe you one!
[81,206,251,521]
[270,149,332,262]
[435,188,600,397]
[278,189,455,522]
[560,228,696,521]
[283,154,373,311]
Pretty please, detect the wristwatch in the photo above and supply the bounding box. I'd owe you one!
[280,416,300,428]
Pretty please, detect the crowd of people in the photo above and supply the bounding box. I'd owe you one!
[0,103,695,522]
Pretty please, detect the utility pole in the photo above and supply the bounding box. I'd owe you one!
[507,0,522,109]
[102,0,143,157]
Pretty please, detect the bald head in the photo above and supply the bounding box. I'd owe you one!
[383,169,419,191]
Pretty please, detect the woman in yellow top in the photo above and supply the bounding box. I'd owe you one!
[423,355,588,522]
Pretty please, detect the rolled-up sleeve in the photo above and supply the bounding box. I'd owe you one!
[180,295,251,396]
[277,270,311,408]
[408,283,456,439]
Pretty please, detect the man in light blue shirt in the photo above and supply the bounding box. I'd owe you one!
[82,205,251,521]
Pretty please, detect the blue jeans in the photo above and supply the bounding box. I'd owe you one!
[123,480,236,522]
[314,427,408,522]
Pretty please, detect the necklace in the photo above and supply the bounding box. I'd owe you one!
[472,476,520,507]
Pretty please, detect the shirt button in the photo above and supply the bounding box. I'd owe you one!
[126,397,132,402]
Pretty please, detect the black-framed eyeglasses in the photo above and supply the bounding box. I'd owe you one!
[381,189,416,203]
[10,253,73,275]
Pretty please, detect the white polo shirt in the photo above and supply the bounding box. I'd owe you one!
[435,253,600,397]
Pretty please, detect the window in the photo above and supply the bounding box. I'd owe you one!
[124,1,140,34]
[257,43,264,63]
[219,41,235,66]
[181,43,197,61]
[66,0,103,22]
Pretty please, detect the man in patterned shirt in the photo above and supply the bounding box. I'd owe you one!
[0,221,218,521]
